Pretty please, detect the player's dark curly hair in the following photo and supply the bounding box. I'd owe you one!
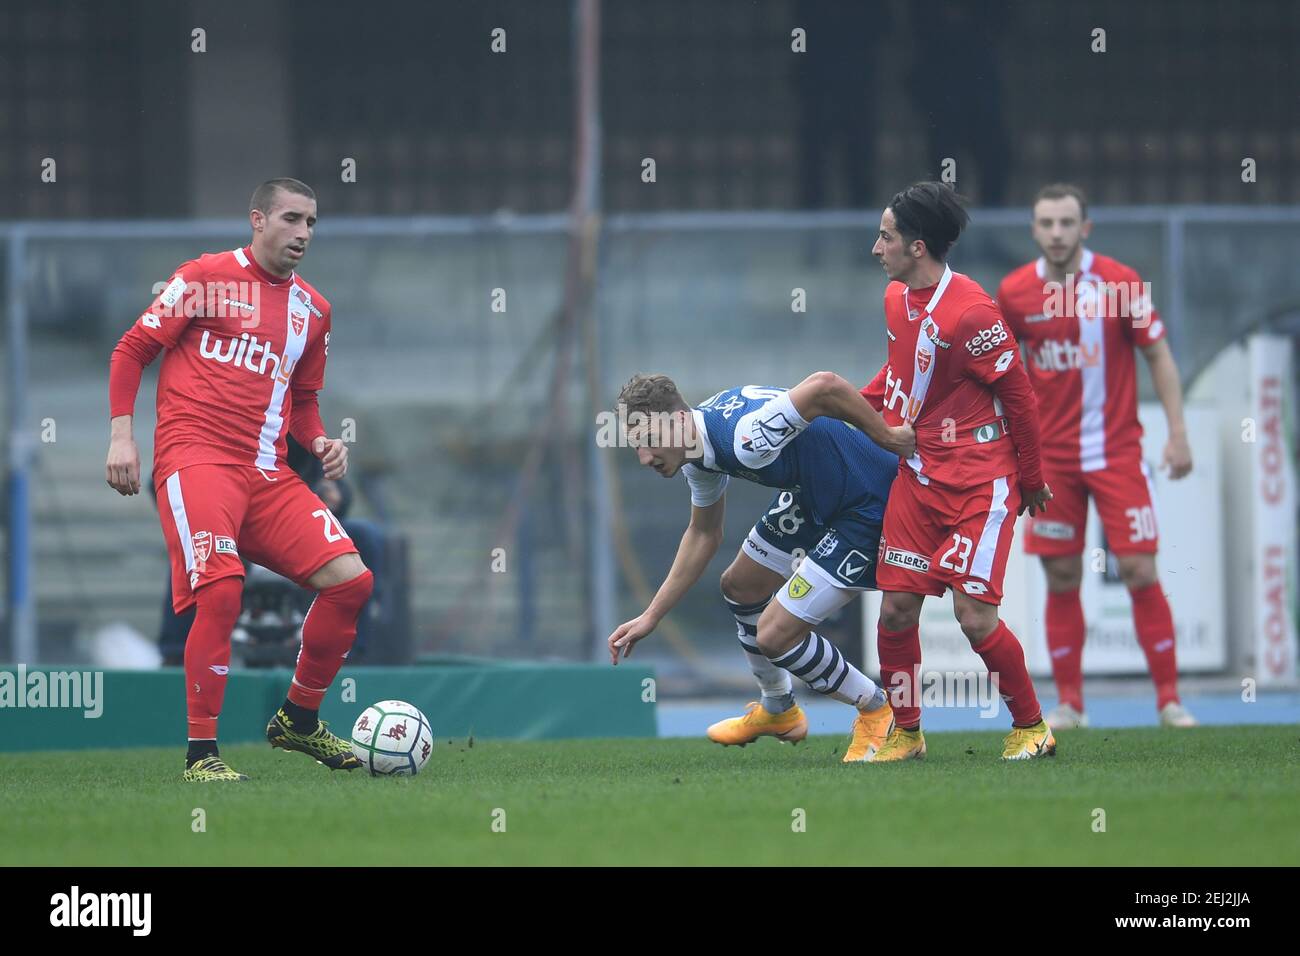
[615,373,689,418]
[887,181,970,261]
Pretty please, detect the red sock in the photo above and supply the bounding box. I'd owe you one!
[184,577,243,739]
[877,622,922,730]
[1130,581,1180,709]
[288,570,374,709]
[1045,588,1086,711]
[974,620,1042,727]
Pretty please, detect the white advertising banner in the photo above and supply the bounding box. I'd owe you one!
[1245,335,1298,687]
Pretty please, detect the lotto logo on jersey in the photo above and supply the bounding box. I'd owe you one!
[883,546,931,573]
[1031,339,1101,372]
[964,320,1009,356]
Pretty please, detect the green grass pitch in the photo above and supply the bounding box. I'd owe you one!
[2,726,1296,866]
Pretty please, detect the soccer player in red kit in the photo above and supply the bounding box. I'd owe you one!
[106,178,374,781]
[997,183,1196,729]
[860,183,1056,761]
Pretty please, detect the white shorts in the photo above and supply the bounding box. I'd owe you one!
[774,553,864,626]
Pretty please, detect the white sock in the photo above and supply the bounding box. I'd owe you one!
[771,631,881,708]
[725,594,793,704]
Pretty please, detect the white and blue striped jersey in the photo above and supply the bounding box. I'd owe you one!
[681,385,896,525]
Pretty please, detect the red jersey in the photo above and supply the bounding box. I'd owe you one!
[862,267,1042,491]
[110,246,332,482]
[997,248,1164,472]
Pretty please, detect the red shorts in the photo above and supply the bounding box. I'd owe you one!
[156,463,359,613]
[875,469,1022,605]
[1024,457,1158,557]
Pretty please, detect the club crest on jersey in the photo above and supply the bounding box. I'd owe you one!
[192,530,212,564]
[289,287,312,337]
[917,347,932,373]
[813,531,839,559]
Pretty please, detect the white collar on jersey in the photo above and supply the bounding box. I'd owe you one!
[690,408,718,470]
[1035,247,1095,280]
[233,246,296,284]
[903,263,954,318]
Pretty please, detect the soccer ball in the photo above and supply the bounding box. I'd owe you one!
[350,700,434,776]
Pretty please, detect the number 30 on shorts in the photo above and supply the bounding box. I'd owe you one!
[312,508,351,543]
[1125,506,1156,543]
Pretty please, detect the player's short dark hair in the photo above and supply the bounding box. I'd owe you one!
[887,181,970,261]
[1033,183,1089,220]
[249,178,316,216]
[616,373,689,418]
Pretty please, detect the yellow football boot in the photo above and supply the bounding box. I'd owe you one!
[1000,720,1057,760]
[182,755,249,782]
[707,701,808,746]
[842,703,895,763]
[867,724,926,762]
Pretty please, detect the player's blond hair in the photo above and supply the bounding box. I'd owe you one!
[615,373,689,418]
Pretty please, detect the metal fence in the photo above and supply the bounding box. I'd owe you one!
[4,207,1299,682]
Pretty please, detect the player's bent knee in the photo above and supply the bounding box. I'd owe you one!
[308,552,369,591]
[194,575,244,629]
[719,564,770,607]
[328,567,374,608]
[956,604,999,645]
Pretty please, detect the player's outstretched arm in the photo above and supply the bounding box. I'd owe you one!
[1141,339,1192,480]
[608,496,725,664]
[787,370,916,458]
